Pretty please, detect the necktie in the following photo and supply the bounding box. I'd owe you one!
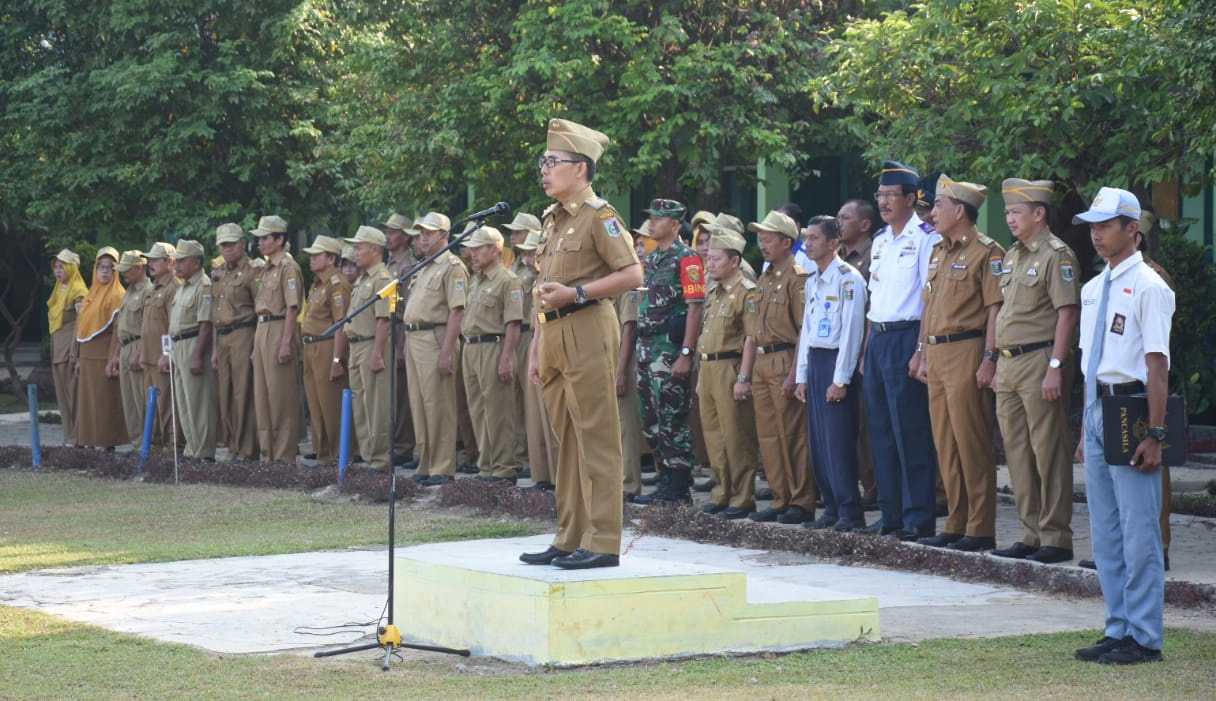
[1085,269,1112,405]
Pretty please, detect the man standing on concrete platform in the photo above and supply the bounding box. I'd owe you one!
[633,198,705,505]
[300,235,351,466]
[210,223,260,460]
[110,251,152,448]
[163,240,217,459]
[858,161,941,541]
[916,176,1004,551]
[403,212,468,486]
[836,199,878,507]
[991,179,1080,564]
[520,118,641,570]
[1073,187,1173,665]
[341,226,394,472]
[460,226,524,483]
[383,213,419,467]
[138,242,180,452]
[250,215,303,462]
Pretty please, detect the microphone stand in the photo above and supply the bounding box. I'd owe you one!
[313,208,502,669]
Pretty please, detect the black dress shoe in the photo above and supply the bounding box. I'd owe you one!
[859,499,880,512]
[421,474,455,487]
[458,462,480,474]
[892,527,934,542]
[917,532,963,548]
[748,507,784,522]
[1098,638,1163,665]
[395,457,420,470]
[1078,559,1096,570]
[517,467,531,478]
[803,515,838,530]
[641,475,660,486]
[303,452,318,460]
[701,502,727,514]
[832,517,866,532]
[411,473,430,483]
[552,548,619,570]
[483,476,517,485]
[692,479,716,493]
[527,481,556,492]
[991,542,1039,559]
[719,507,752,520]
[856,522,900,535]
[755,488,773,500]
[946,535,996,552]
[1075,635,1129,662]
[777,506,812,524]
[519,546,571,565]
[1025,546,1073,564]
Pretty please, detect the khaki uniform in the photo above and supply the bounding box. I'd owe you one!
[461,263,524,478]
[345,262,394,471]
[513,258,558,483]
[536,186,639,555]
[698,272,759,510]
[253,253,304,461]
[403,251,468,477]
[616,289,643,496]
[750,254,814,512]
[169,270,217,459]
[51,300,82,445]
[994,229,1080,549]
[116,278,153,446]
[302,272,352,464]
[141,276,182,451]
[387,248,418,458]
[922,229,1004,538]
[843,237,876,501]
[211,255,260,459]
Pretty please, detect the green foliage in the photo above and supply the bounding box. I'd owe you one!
[1154,220,1216,421]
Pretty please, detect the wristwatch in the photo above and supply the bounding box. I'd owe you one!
[833,382,847,389]
[681,346,693,357]
[574,285,589,304]
[916,342,924,352]
[1146,425,1168,442]
[1048,357,1062,369]
[982,349,998,360]
[737,374,751,384]
[332,357,342,364]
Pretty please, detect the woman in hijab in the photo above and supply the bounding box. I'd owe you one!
[74,246,127,448]
[48,249,89,445]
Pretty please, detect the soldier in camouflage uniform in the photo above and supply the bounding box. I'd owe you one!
[633,198,706,504]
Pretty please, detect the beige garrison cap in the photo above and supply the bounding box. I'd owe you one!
[53,249,81,266]
[413,211,451,233]
[460,226,504,250]
[690,210,716,230]
[302,235,343,256]
[709,230,748,253]
[115,250,147,272]
[515,230,542,251]
[633,219,653,238]
[142,242,176,260]
[215,223,244,244]
[748,210,800,241]
[502,212,541,233]
[714,213,745,235]
[382,213,412,231]
[251,215,288,237]
[344,225,387,247]
[1002,178,1054,205]
[546,118,610,163]
[340,244,357,262]
[170,239,206,259]
[936,174,989,209]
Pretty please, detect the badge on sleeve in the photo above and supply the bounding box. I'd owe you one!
[746,298,757,313]
[454,279,465,291]
[1061,264,1075,282]
[844,287,854,301]
[679,256,706,300]
[334,293,345,308]
[990,259,1003,275]
[287,278,297,291]
[510,289,522,304]
[603,217,625,238]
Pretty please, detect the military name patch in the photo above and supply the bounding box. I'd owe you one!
[603,217,625,238]
[1061,264,1075,282]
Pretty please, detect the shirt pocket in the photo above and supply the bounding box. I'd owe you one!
[1014,272,1043,309]
[554,239,584,282]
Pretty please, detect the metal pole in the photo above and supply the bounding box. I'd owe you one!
[28,384,41,468]
[139,385,158,474]
[338,388,353,486]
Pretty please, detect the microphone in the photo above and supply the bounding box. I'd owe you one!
[467,201,511,220]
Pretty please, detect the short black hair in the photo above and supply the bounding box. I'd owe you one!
[776,202,804,229]
[947,197,980,224]
[807,215,841,241]
[843,199,877,234]
[268,232,288,245]
[575,154,596,183]
[900,184,918,198]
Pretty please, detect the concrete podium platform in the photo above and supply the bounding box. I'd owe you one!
[394,537,880,665]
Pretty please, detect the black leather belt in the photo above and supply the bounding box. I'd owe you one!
[462,334,503,344]
[537,299,600,325]
[1098,380,1145,397]
[169,330,199,342]
[257,314,285,323]
[701,351,743,361]
[345,333,372,343]
[926,330,983,345]
[757,342,795,355]
[871,320,919,333]
[216,320,256,336]
[637,326,667,337]
[403,321,441,331]
[301,335,331,344]
[119,335,141,347]
[999,340,1053,358]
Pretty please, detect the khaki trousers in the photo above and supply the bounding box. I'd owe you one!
[406,327,459,477]
[512,328,532,470]
[619,349,642,496]
[518,327,558,483]
[701,358,758,510]
[252,320,301,461]
[303,339,347,464]
[118,342,145,447]
[51,360,78,445]
[392,326,416,457]
[171,336,217,459]
[463,341,517,478]
[753,349,814,511]
[349,339,391,470]
[217,326,258,459]
[454,345,479,467]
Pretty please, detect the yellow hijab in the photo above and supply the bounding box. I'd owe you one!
[76,247,126,342]
[47,252,89,335]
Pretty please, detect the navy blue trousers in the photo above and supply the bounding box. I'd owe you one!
[805,347,863,522]
[863,326,937,531]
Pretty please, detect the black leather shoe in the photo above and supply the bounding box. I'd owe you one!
[755,488,773,501]
[519,546,571,565]
[917,532,963,548]
[1098,638,1163,665]
[458,462,479,474]
[946,535,996,552]
[832,517,866,532]
[1078,559,1096,570]
[803,515,838,530]
[395,457,420,470]
[483,476,517,485]
[856,522,900,535]
[859,499,879,512]
[748,507,784,522]
[552,548,619,570]
[527,481,556,492]
[692,479,716,493]
[303,452,318,460]
[1025,546,1073,564]
[421,474,455,486]
[701,502,727,514]
[411,473,429,483]
[991,542,1039,559]
[641,475,660,486]
[719,507,752,520]
[777,506,812,524]
[1075,635,1129,662]
[892,527,934,542]
[517,467,531,478]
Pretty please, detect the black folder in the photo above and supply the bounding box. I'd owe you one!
[1101,393,1188,466]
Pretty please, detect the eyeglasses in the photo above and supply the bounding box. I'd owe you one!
[97,264,115,271]
[537,155,581,171]
[873,191,905,201]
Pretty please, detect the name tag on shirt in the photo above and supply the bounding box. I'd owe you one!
[818,317,831,337]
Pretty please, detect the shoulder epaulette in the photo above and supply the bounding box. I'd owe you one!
[250,258,266,268]
[792,264,808,276]
[330,274,341,284]
[976,233,996,246]
[740,277,757,290]
[585,196,606,210]
[919,221,936,234]
[542,203,558,218]
[838,263,851,274]
[1047,237,1068,252]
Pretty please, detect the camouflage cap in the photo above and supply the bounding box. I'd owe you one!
[502,212,541,233]
[460,226,504,250]
[115,249,148,272]
[215,223,245,244]
[642,198,687,220]
[343,225,387,247]
[250,215,288,237]
[170,239,206,259]
[747,210,799,240]
[302,234,343,256]
[53,249,81,266]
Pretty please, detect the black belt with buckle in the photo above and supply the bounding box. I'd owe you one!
[701,351,743,361]
[999,340,1053,358]
[461,334,503,344]
[637,325,666,337]
[926,330,983,345]
[1098,380,1145,397]
[217,320,256,336]
[403,321,440,332]
[344,333,372,343]
[301,334,331,344]
[756,342,795,355]
[537,299,600,325]
[169,330,199,342]
[119,335,141,347]
[257,314,285,323]
[871,320,919,333]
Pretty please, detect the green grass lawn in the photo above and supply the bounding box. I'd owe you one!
[0,470,537,573]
